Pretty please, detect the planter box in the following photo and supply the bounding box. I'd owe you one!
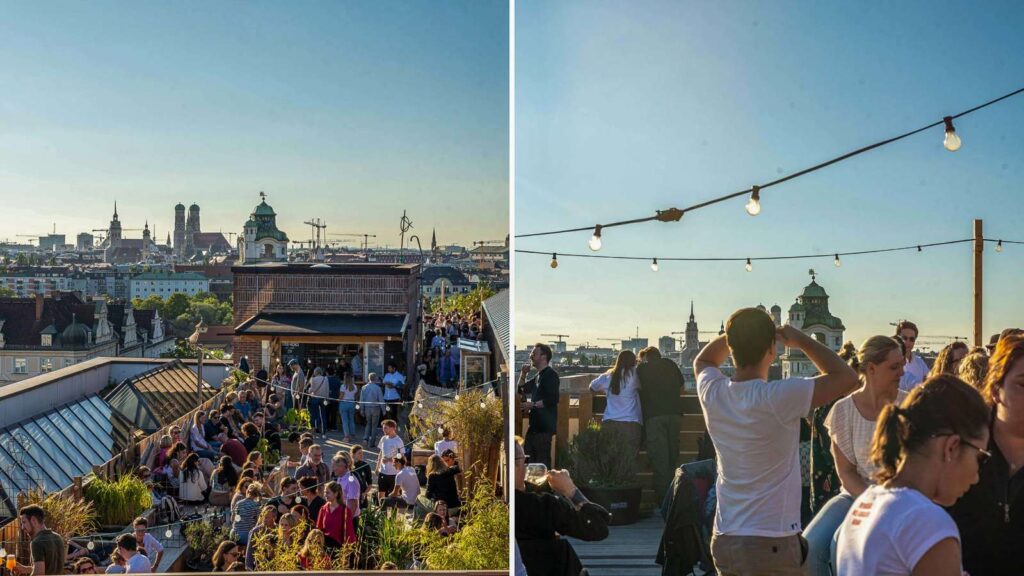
[580,484,642,526]
[280,439,301,460]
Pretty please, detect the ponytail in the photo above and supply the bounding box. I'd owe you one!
[871,404,906,483]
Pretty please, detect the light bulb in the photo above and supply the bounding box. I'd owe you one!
[479,400,486,409]
[87,542,95,551]
[295,495,302,503]
[588,225,603,251]
[1,547,7,558]
[650,258,659,272]
[834,254,841,268]
[354,403,360,410]
[917,245,922,253]
[438,426,445,434]
[234,514,241,522]
[943,116,961,152]
[745,186,761,216]
[996,240,1003,253]
[454,393,460,400]
[550,253,558,269]
[417,401,423,409]
[745,258,753,272]
[165,528,173,538]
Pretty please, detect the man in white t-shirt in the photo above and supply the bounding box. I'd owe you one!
[694,307,857,575]
[896,320,929,391]
[131,517,163,571]
[116,534,152,574]
[376,419,405,500]
[385,454,421,509]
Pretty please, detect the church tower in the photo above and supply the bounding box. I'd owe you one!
[108,202,122,246]
[684,301,700,350]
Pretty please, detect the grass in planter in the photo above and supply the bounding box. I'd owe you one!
[414,479,509,570]
[184,521,232,564]
[20,486,96,540]
[84,474,151,527]
[564,423,636,489]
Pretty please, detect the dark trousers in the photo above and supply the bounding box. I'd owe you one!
[524,429,554,468]
[378,473,396,498]
[645,414,681,503]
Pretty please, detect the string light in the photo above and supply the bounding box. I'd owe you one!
[745,258,753,272]
[550,253,558,269]
[417,401,424,409]
[437,426,445,434]
[165,528,173,539]
[917,245,922,252]
[943,116,961,152]
[87,542,95,550]
[588,225,603,251]
[745,186,761,216]
[479,400,487,408]
[996,240,1003,252]
[834,254,841,267]
[355,403,360,410]
[650,258,659,272]
[454,393,460,400]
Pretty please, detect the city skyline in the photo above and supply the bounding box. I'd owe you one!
[0,1,509,248]
[515,1,1024,350]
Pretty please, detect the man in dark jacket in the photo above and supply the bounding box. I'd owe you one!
[518,343,560,467]
[514,438,609,576]
[638,346,685,503]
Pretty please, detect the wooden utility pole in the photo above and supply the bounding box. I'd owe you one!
[973,219,984,347]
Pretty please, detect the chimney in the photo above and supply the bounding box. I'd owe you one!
[35,292,44,323]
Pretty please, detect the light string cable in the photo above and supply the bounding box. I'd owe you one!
[515,85,1024,241]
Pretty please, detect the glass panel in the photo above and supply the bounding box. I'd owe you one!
[8,425,71,490]
[463,355,487,388]
[0,442,31,492]
[21,421,78,482]
[366,343,384,381]
[47,410,104,463]
[33,415,94,475]
[78,397,118,448]
[0,430,60,492]
[56,405,113,461]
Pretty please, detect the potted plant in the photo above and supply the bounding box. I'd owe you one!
[183,521,231,571]
[83,475,151,530]
[564,422,643,525]
[253,437,281,471]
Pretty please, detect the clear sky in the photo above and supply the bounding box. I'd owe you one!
[0,1,508,249]
[515,1,1024,353]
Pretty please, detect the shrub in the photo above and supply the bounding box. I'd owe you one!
[184,520,232,564]
[416,480,509,570]
[20,486,96,540]
[83,475,151,527]
[564,422,636,489]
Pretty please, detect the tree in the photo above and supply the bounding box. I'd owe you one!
[0,287,15,298]
[165,292,190,319]
[431,283,497,318]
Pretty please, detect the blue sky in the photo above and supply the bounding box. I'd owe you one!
[0,1,508,248]
[515,1,1024,352]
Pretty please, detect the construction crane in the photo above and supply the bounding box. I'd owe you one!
[303,218,327,259]
[597,337,629,351]
[541,333,570,354]
[329,233,377,251]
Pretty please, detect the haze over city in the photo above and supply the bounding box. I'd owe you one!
[515,1,1024,352]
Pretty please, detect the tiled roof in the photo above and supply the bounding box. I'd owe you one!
[0,293,99,348]
[105,360,217,433]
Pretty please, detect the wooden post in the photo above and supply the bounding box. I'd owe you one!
[974,219,984,347]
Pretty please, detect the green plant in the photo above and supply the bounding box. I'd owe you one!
[283,408,311,430]
[20,487,96,540]
[564,423,637,489]
[408,414,444,447]
[428,389,504,490]
[83,474,151,527]
[184,521,232,562]
[415,480,509,570]
[253,437,280,466]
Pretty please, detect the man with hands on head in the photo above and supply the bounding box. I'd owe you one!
[694,308,858,576]
[517,343,560,468]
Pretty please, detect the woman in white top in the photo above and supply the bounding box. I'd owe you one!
[835,375,990,576]
[804,335,907,575]
[589,349,643,453]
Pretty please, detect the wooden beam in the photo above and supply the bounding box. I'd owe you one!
[974,219,984,347]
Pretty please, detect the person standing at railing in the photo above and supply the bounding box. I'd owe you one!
[307,367,330,435]
[895,320,929,392]
[695,309,857,576]
[590,349,643,454]
[518,343,560,468]
[637,346,685,503]
[288,359,306,410]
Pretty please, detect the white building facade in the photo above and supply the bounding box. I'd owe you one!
[129,272,209,300]
[782,275,846,378]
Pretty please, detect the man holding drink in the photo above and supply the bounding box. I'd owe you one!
[517,343,560,468]
[14,505,65,576]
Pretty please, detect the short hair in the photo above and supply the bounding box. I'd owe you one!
[895,320,919,337]
[350,444,363,455]
[116,533,138,551]
[725,308,777,368]
[73,558,96,573]
[298,477,318,491]
[532,343,553,363]
[641,346,661,360]
[382,419,397,429]
[332,453,351,468]
[279,477,298,488]
[441,448,457,458]
[18,504,45,523]
[132,516,148,527]
[242,423,259,437]
[299,438,314,449]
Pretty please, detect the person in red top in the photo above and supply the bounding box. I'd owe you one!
[220,435,248,467]
[315,481,352,549]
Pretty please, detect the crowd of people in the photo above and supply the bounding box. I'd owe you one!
[419,311,484,389]
[13,351,472,574]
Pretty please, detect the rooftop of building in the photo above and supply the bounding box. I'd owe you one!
[131,271,208,281]
[231,262,420,276]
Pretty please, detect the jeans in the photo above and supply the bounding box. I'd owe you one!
[645,414,681,503]
[339,402,357,438]
[803,492,854,576]
[308,397,326,432]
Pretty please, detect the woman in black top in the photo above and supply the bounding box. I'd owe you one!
[425,455,461,509]
[350,446,373,505]
[241,423,261,454]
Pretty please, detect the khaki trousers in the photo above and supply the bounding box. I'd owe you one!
[711,533,808,576]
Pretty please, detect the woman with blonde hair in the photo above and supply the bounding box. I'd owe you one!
[589,349,642,452]
[949,335,1024,575]
[956,347,989,390]
[804,335,907,576]
[928,340,969,379]
[298,529,328,570]
[836,375,990,575]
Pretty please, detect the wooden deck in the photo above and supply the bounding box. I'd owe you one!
[566,513,666,576]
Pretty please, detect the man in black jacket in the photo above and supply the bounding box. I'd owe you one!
[518,343,560,467]
[637,346,685,503]
[514,438,609,576]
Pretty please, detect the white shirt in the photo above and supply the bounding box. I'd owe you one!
[139,533,163,563]
[589,370,642,423]
[836,485,960,576]
[434,439,458,456]
[825,390,908,485]
[696,366,814,537]
[394,466,421,505]
[898,354,929,392]
[377,435,405,475]
[124,553,152,574]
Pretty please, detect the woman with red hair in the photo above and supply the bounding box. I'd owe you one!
[949,334,1024,576]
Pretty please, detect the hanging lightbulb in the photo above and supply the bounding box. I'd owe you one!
[454,392,460,400]
[549,253,558,269]
[437,426,445,435]
[996,240,1003,253]
[165,528,173,539]
[588,225,603,251]
[917,245,922,252]
[1,547,7,558]
[745,258,753,272]
[87,542,95,551]
[234,514,242,522]
[745,186,762,216]
[417,401,424,409]
[650,258,659,272]
[295,495,302,504]
[943,116,961,151]
[355,403,360,410]
[834,254,842,268]
[479,400,486,409]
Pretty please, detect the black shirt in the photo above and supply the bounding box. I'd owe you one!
[516,488,609,576]
[426,464,462,508]
[948,421,1024,576]
[637,357,685,419]
[352,462,373,495]
[522,366,560,434]
[306,495,326,522]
